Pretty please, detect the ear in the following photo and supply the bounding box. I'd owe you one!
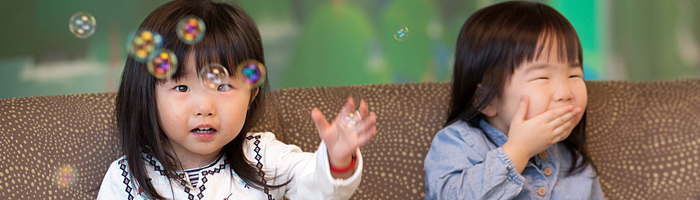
[480,100,498,117]
[248,88,259,110]
[476,83,498,117]
[251,88,259,103]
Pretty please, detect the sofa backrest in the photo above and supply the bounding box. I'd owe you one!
[265,80,700,199]
[0,94,120,199]
[1,80,699,199]
[266,82,450,199]
[584,80,700,199]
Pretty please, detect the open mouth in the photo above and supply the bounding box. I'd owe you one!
[191,127,217,134]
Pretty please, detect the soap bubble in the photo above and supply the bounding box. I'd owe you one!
[235,60,266,89]
[54,164,78,188]
[69,12,96,39]
[177,16,206,44]
[147,49,177,79]
[337,89,364,131]
[128,30,163,62]
[339,111,362,130]
[199,64,231,93]
[394,26,409,41]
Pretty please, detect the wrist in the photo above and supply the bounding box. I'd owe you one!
[502,141,534,158]
[329,154,356,173]
[327,148,355,168]
[501,142,529,173]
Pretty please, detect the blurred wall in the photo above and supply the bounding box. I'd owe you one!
[0,0,698,99]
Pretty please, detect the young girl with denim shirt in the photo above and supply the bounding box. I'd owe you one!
[424,1,604,199]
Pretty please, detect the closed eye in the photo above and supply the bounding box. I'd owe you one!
[569,75,582,78]
[529,77,550,82]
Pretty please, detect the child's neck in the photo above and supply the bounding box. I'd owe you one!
[182,153,220,170]
[484,117,510,137]
[167,147,222,170]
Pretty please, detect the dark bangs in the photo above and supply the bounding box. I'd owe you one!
[153,2,266,85]
[446,1,582,126]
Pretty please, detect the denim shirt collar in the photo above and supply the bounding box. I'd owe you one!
[479,119,509,147]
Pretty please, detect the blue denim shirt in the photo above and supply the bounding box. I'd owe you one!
[424,119,604,200]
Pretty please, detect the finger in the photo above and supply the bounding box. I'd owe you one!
[358,99,369,119]
[358,110,376,129]
[347,96,356,110]
[551,120,574,142]
[311,108,330,137]
[335,96,355,121]
[356,114,377,145]
[512,95,530,123]
[540,105,574,122]
[347,113,375,142]
[357,125,377,146]
[354,112,377,136]
[548,107,581,127]
[552,130,572,144]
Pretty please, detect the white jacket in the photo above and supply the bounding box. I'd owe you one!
[97,132,362,200]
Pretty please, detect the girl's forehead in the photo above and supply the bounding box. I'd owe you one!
[176,52,202,79]
[533,49,572,64]
[159,53,197,83]
[532,37,578,64]
[180,57,198,79]
[183,53,198,74]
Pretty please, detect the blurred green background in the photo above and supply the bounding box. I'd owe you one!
[0,0,699,99]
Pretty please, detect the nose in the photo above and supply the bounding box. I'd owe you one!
[193,95,216,117]
[195,108,215,117]
[553,81,573,102]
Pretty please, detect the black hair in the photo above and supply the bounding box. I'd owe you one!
[114,0,286,199]
[445,1,594,176]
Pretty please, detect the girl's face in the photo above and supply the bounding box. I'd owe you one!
[155,53,253,163]
[483,41,587,135]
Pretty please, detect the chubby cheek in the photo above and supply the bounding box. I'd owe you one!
[575,83,588,111]
[521,91,550,121]
[223,103,250,136]
[574,84,588,121]
[156,99,185,135]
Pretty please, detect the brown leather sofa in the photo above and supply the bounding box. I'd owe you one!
[1,80,699,199]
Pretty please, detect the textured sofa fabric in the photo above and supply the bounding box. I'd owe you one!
[584,80,700,199]
[1,80,699,199]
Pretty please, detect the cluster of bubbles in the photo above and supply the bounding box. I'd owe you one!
[128,30,163,62]
[69,12,96,39]
[122,16,206,79]
[124,16,205,80]
[125,28,177,79]
[394,26,409,41]
[70,12,267,89]
[54,164,78,188]
[197,60,267,93]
